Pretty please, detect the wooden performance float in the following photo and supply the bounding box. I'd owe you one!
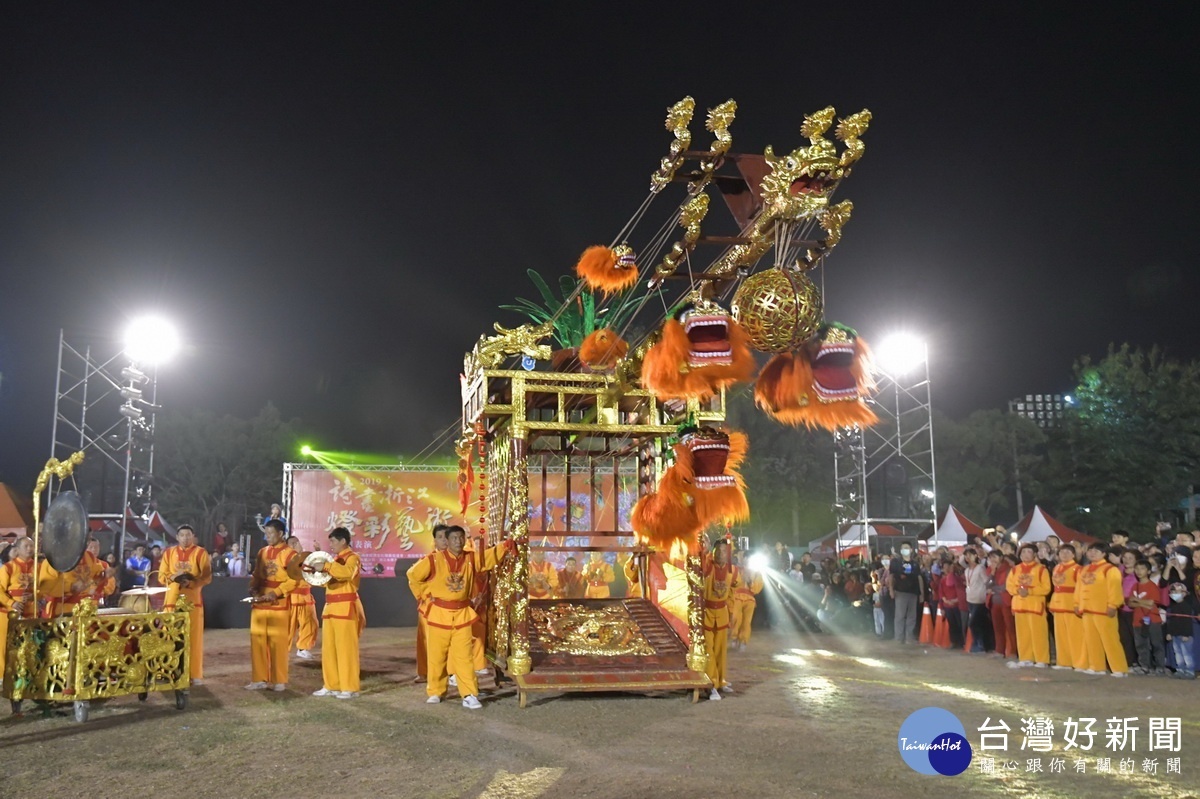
[462,365,725,706]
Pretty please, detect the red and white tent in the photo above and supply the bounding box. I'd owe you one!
[1012,506,1098,546]
[922,504,984,548]
[0,483,33,539]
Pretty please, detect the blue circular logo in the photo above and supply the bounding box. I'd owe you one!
[898,707,972,776]
[521,355,536,371]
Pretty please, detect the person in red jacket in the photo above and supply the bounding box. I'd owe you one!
[939,559,965,650]
[1128,559,1166,674]
[988,551,1016,659]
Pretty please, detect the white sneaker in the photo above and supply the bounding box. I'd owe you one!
[244,681,268,690]
[448,674,458,687]
[1080,669,1103,675]
[1110,672,1127,678]
[335,691,358,699]
[1032,663,1047,669]
[1051,665,1072,670]
[191,678,206,686]
[475,668,490,676]
[708,688,722,701]
[1005,661,1022,669]
[1018,661,1034,668]
[721,683,734,694]
[297,649,313,660]
[739,642,747,652]
[426,695,442,704]
[272,683,287,692]
[312,687,336,697]
[462,695,483,710]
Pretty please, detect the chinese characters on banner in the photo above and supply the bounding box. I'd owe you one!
[289,467,639,577]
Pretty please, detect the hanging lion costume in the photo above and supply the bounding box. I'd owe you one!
[754,322,876,430]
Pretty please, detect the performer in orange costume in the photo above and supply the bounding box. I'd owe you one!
[41,536,108,617]
[557,556,585,598]
[409,525,449,682]
[527,547,559,600]
[308,527,362,698]
[729,565,763,650]
[622,553,643,598]
[84,538,116,606]
[703,539,740,700]
[246,519,299,690]
[160,524,213,683]
[1006,543,1051,668]
[406,525,511,710]
[1048,545,1083,670]
[286,536,319,660]
[1074,542,1129,677]
[583,551,615,598]
[0,537,37,682]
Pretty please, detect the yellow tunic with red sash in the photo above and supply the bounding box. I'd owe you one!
[42,551,107,617]
[406,544,506,700]
[1049,562,1082,669]
[161,545,213,680]
[0,557,36,680]
[527,559,559,600]
[408,551,437,679]
[321,549,362,692]
[583,559,615,599]
[702,560,740,689]
[1006,561,1051,665]
[729,571,764,645]
[1074,560,1128,674]
[249,544,299,684]
[288,553,319,652]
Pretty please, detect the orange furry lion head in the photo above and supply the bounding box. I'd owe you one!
[754,323,878,431]
[641,302,755,401]
[575,244,639,296]
[579,328,629,372]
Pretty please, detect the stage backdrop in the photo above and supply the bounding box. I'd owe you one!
[288,466,639,577]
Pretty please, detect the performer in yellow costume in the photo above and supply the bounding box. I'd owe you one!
[308,527,362,698]
[1074,541,1129,677]
[406,525,511,710]
[286,536,319,660]
[527,546,559,600]
[583,551,615,598]
[41,536,108,617]
[409,524,449,683]
[160,524,213,683]
[703,539,740,700]
[1049,544,1082,670]
[1006,543,1051,668]
[729,564,763,650]
[84,537,116,606]
[246,519,299,690]
[0,537,37,682]
[622,553,643,599]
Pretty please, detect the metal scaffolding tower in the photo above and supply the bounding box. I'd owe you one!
[833,352,937,552]
[49,330,160,557]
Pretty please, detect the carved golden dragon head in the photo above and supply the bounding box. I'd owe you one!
[760,107,871,220]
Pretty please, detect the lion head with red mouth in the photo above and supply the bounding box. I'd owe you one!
[631,425,749,553]
[754,322,877,431]
[641,296,755,401]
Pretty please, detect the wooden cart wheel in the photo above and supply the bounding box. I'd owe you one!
[73,701,89,723]
[518,690,527,709]
[138,692,149,702]
[175,690,188,710]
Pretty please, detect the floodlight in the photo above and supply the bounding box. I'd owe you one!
[124,316,180,365]
[301,444,313,456]
[876,333,927,376]
[748,552,769,571]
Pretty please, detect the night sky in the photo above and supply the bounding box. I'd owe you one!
[1,7,1197,489]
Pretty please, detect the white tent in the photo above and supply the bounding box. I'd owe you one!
[1013,505,1098,546]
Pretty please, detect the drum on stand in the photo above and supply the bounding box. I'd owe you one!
[119,587,168,613]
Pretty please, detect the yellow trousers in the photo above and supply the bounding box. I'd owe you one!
[250,609,291,684]
[471,614,487,672]
[185,607,204,679]
[321,616,360,692]
[1051,611,1083,669]
[1080,613,1128,673]
[289,601,318,651]
[729,600,756,645]
[1013,610,1050,665]
[703,608,730,688]
[426,623,479,698]
[416,615,428,678]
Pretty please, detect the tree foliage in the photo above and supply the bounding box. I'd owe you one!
[725,386,836,547]
[1041,345,1200,538]
[934,409,1045,525]
[152,403,298,545]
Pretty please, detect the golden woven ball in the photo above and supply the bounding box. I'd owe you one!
[731,267,823,353]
